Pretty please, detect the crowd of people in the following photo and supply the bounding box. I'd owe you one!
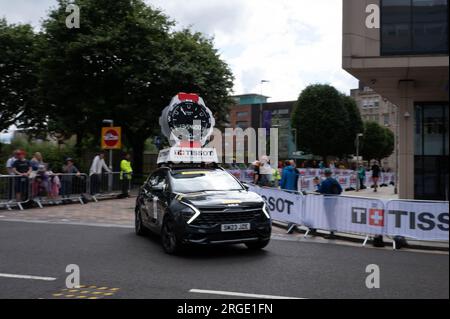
[2,150,134,204]
[250,156,384,194]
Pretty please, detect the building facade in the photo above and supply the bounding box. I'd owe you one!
[350,82,399,170]
[229,94,296,161]
[343,0,449,200]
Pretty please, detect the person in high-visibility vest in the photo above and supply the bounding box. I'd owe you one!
[120,153,133,198]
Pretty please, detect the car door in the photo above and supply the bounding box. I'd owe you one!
[147,170,168,232]
[139,172,159,227]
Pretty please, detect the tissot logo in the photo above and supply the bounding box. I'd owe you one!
[351,207,384,227]
[369,209,384,227]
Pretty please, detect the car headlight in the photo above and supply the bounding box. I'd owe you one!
[262,203,271,219]
[180,201,201,224]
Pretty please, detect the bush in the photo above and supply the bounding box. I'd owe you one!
[0,137,80,174]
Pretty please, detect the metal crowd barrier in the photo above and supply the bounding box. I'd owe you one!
[247,184,449,249]
[0,175,31,210]
[90,172,131,201]
[31,173,88,208]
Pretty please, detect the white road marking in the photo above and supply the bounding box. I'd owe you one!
[0,273,57,281]
[189,289,304,299]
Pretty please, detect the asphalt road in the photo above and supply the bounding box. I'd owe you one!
[0,220,448,299]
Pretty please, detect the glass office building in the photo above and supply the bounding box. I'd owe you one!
[343,0,449,200]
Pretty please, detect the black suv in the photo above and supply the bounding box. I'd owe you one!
[135,166,271,254]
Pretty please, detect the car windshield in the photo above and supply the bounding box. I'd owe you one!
[170,170,244,193]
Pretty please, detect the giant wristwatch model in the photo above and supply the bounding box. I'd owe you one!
[159,93,215,147]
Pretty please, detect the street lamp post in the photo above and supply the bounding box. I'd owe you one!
[102,119,114,191]
[102,119,114,169]
[356,133,364,191]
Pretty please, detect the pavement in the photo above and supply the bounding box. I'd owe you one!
[0,197,448,299]
[344,185,399,200]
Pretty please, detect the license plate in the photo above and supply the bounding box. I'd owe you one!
[221,223,251,232]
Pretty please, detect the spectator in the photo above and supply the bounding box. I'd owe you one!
[252,160,261,185]
[371,160,381,192]
[30,152,45,171]
[317,168,342,195]
[61,158,81,197]
[119,153,133,198]
[280,160,299,191]
[12,150,32,202]
[258,155,273,187]
[318,161,325,169]
[89,152,111,195]
[316,168,342,239]
[357,165,366,190]
[5,150,18,175]
[272,167,281,188]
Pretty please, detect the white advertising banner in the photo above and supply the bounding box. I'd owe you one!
[385,200,449,241]
[248,186,302,225]
[303,195,386,235]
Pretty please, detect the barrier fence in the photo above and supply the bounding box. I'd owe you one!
[227,168,396,192]
[248,184,449,248]
[0,172,130,209]
[0,175,30,210]
[91,172,131,201]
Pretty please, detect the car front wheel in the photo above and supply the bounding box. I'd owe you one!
[161,218,183,255]
[135,208,148,236]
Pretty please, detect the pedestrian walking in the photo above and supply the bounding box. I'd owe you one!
[279,160,299,191]
[371,161,381,192]
[357,165,366,190]
[119,153,133,198]
[89,152,111,195]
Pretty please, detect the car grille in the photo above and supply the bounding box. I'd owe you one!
[191,208,264,226]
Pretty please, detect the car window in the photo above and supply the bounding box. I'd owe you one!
[148,171,167,188]
[169,170,243,193]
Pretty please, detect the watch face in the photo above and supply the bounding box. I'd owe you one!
[167,101,212,141]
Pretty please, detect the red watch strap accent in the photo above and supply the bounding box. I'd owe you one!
[178,92,199,103]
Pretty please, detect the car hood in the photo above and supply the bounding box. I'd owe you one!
[178,190,264,208]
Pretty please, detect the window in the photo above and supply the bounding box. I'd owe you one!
[383,114,390,125]
[381,0,449,55]
[236,111,249,118]
[414,103,449,200]
[236,121,249,129]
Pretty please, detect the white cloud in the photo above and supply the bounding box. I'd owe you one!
[0,0,358,102]
[148,0,358,101]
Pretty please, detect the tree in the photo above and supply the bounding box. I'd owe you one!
[0,19,40,132]
[38,0,233,175]
[341,94,364,156]
[291,84,363,161]
[360,121,395,162]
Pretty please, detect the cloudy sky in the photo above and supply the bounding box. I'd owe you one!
[0,0,358,102]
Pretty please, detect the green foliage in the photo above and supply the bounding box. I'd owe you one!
[291,84,364,160]
[0,137,80,174]
[360,121,395,161]
[0,19,41,131]
[35,0,233,174]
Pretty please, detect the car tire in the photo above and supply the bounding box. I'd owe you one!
[161,218,184,255]
[135,208,149,236]
[245,239,270,250]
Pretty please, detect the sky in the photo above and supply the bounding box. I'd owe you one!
[0,0,358,103]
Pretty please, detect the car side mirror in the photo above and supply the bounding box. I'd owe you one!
[151,184,165,193]
[242,183,250,191]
